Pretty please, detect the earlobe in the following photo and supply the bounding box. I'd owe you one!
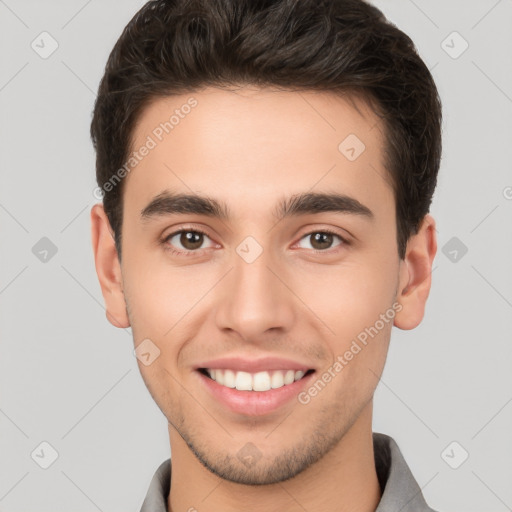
[394,214,437,330]
[90,204,130,329]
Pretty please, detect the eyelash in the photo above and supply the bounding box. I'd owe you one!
[160,226,350,257]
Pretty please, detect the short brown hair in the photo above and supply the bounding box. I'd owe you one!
[90,0,442,260]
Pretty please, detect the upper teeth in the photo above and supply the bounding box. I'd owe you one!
[205,369,306,391]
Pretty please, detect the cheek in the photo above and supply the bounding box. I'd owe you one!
[122,252,212,336]
[292,257,398,337]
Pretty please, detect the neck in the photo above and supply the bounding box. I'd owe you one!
[168,403,381,512]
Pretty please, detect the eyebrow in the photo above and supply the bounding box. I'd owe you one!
[140,190,374,222]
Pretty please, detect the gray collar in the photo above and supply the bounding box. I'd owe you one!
[140,432,437,512]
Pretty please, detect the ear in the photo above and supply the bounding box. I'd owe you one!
[90,204,130,328]
[394,214,437,330]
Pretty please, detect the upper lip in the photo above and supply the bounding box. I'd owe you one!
[196,356,314,373]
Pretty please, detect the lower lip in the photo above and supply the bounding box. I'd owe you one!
[197,370,316,416]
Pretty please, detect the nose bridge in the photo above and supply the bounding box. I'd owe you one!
[215,240,295,339]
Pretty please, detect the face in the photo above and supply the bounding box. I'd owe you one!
[92,86,435,485]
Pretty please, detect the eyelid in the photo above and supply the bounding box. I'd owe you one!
[162,223,214,240]
[161,224,217,252]
[294,225,351,244]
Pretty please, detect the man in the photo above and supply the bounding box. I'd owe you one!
[90,0,442,510]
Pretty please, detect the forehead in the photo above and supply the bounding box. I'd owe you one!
[124,86,392,220]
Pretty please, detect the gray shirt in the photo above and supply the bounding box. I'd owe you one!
[140,432,438,512]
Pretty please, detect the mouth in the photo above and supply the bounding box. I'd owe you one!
[196,366,316,416]
[198,368,315,392]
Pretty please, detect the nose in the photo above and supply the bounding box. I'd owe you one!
[214,243,296,342]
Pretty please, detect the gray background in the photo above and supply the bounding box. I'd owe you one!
[1,0,511,511]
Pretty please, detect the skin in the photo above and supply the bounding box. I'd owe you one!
[91,86,436,512]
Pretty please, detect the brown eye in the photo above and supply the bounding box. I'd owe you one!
[297,231,344,251]
[164,229,215,253]
[179,231,204,250]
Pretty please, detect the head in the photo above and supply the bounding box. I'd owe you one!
[90,0,441,485]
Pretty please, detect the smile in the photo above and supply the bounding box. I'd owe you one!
[200,368,314,391]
